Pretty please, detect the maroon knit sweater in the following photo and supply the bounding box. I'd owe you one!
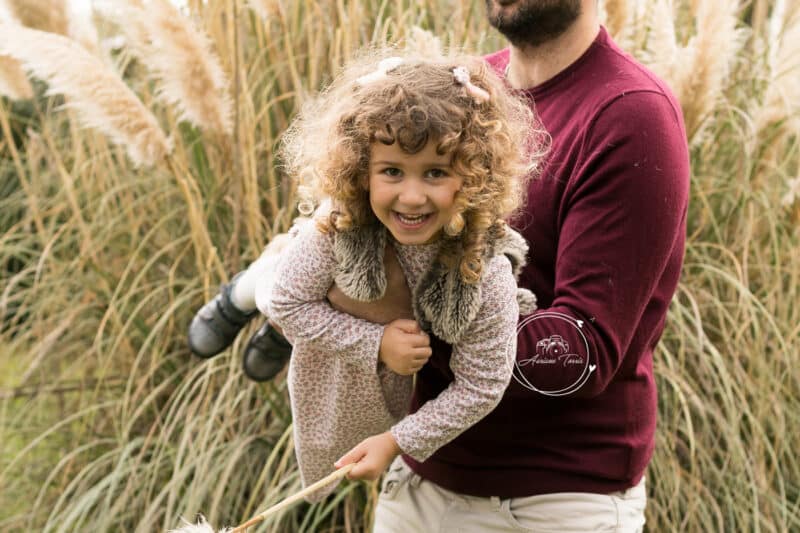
[403,27,690,497]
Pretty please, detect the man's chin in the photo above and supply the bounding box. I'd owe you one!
[487,0,582,49]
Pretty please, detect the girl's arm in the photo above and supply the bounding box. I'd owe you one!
[267,219,385,373]
[390,254,520,461]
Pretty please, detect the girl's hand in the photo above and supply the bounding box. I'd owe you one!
[334,432,401,481]
[379,319,431,375]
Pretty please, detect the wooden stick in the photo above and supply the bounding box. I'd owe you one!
[230,464,355,532]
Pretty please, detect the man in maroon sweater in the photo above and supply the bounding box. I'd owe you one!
[355,0,690,530]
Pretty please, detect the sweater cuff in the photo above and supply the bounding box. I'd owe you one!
[390,421,433,463]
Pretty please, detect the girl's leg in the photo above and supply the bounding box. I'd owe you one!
[188,233,292,359]
[230,243,282,312]
[187,271,257,358]
[240,232,295,381]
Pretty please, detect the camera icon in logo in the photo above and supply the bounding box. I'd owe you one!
[536,335,570,358]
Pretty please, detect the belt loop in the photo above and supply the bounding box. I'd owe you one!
[490,496,501,511]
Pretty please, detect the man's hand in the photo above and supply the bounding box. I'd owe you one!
[327,244,414,324]
[334,431,401,481]
[380,319,431,375]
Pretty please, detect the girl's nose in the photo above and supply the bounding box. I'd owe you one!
[398,180,426,206]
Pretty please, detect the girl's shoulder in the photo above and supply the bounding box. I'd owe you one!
[483,225,529,281]
[478,226,536,315]
[479,254,518,305]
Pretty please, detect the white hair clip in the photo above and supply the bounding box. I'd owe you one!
[356,56,404,86]
[452,66,490,103]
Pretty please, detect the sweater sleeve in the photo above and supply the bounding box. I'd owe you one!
[390,255,519,461]
[267,219,385,373]
[515,91,690,398]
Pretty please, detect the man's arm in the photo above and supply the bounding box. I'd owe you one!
[515,91,690,398]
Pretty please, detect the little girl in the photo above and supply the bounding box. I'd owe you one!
[190,50,544,498]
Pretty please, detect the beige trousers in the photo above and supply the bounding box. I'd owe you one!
[372,457,646,533]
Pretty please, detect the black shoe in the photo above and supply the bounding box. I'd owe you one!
[188,276,257,358]
[242,321,292,382]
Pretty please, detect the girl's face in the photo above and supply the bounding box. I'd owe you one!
[368,140,463,245]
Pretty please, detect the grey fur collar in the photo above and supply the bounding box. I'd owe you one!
[333,224,536,344]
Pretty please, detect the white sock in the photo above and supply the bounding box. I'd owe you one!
[230,268,258,312]
[230,233,293,313]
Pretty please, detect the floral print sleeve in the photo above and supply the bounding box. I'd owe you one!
[267,219,384,373]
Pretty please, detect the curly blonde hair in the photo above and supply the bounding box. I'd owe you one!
[280,48,548,284]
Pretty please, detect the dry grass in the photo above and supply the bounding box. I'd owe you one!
[0,0,798,531]
[0,23,171,167]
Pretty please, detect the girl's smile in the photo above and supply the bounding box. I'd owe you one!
[368,140,463,245]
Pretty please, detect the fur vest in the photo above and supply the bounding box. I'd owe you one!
[331,224,537,345]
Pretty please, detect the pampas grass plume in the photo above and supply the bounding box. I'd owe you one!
[0,55,33,99]
[600,0,629,41]
[7,0,69,36]
[757,1,800,137]
[641,0,744,141]
[115,0,234,136]
[169,516,231,533]
[678,0,744,139]
[66,0,101,56]
[5,0,100,55]
[0,0,32,99]
[405,26,443,57]
[0,22,172,166]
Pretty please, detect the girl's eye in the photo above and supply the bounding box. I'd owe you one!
[383,167,402,177]
[427,168,448,179]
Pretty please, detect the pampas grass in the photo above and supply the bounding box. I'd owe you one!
[170,516,232,533]
[101,0,234,137]
[0,55,33,100]
[0,22,171,166]
[66,0,101,56]
[7,0,69,37]
[599,0,630,41]
[0,0,32,100]
[757,1,800,141]
[3,0,99,55]
[639,0,746,141]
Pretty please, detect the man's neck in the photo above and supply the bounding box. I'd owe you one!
[506,15,600,91]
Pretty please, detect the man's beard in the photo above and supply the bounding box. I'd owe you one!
[486,0,582,48]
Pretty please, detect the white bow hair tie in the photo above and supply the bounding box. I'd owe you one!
[356,56,404,86]
[452,66,490,103]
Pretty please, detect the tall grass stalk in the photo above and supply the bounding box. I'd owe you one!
[0,0,797,531]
